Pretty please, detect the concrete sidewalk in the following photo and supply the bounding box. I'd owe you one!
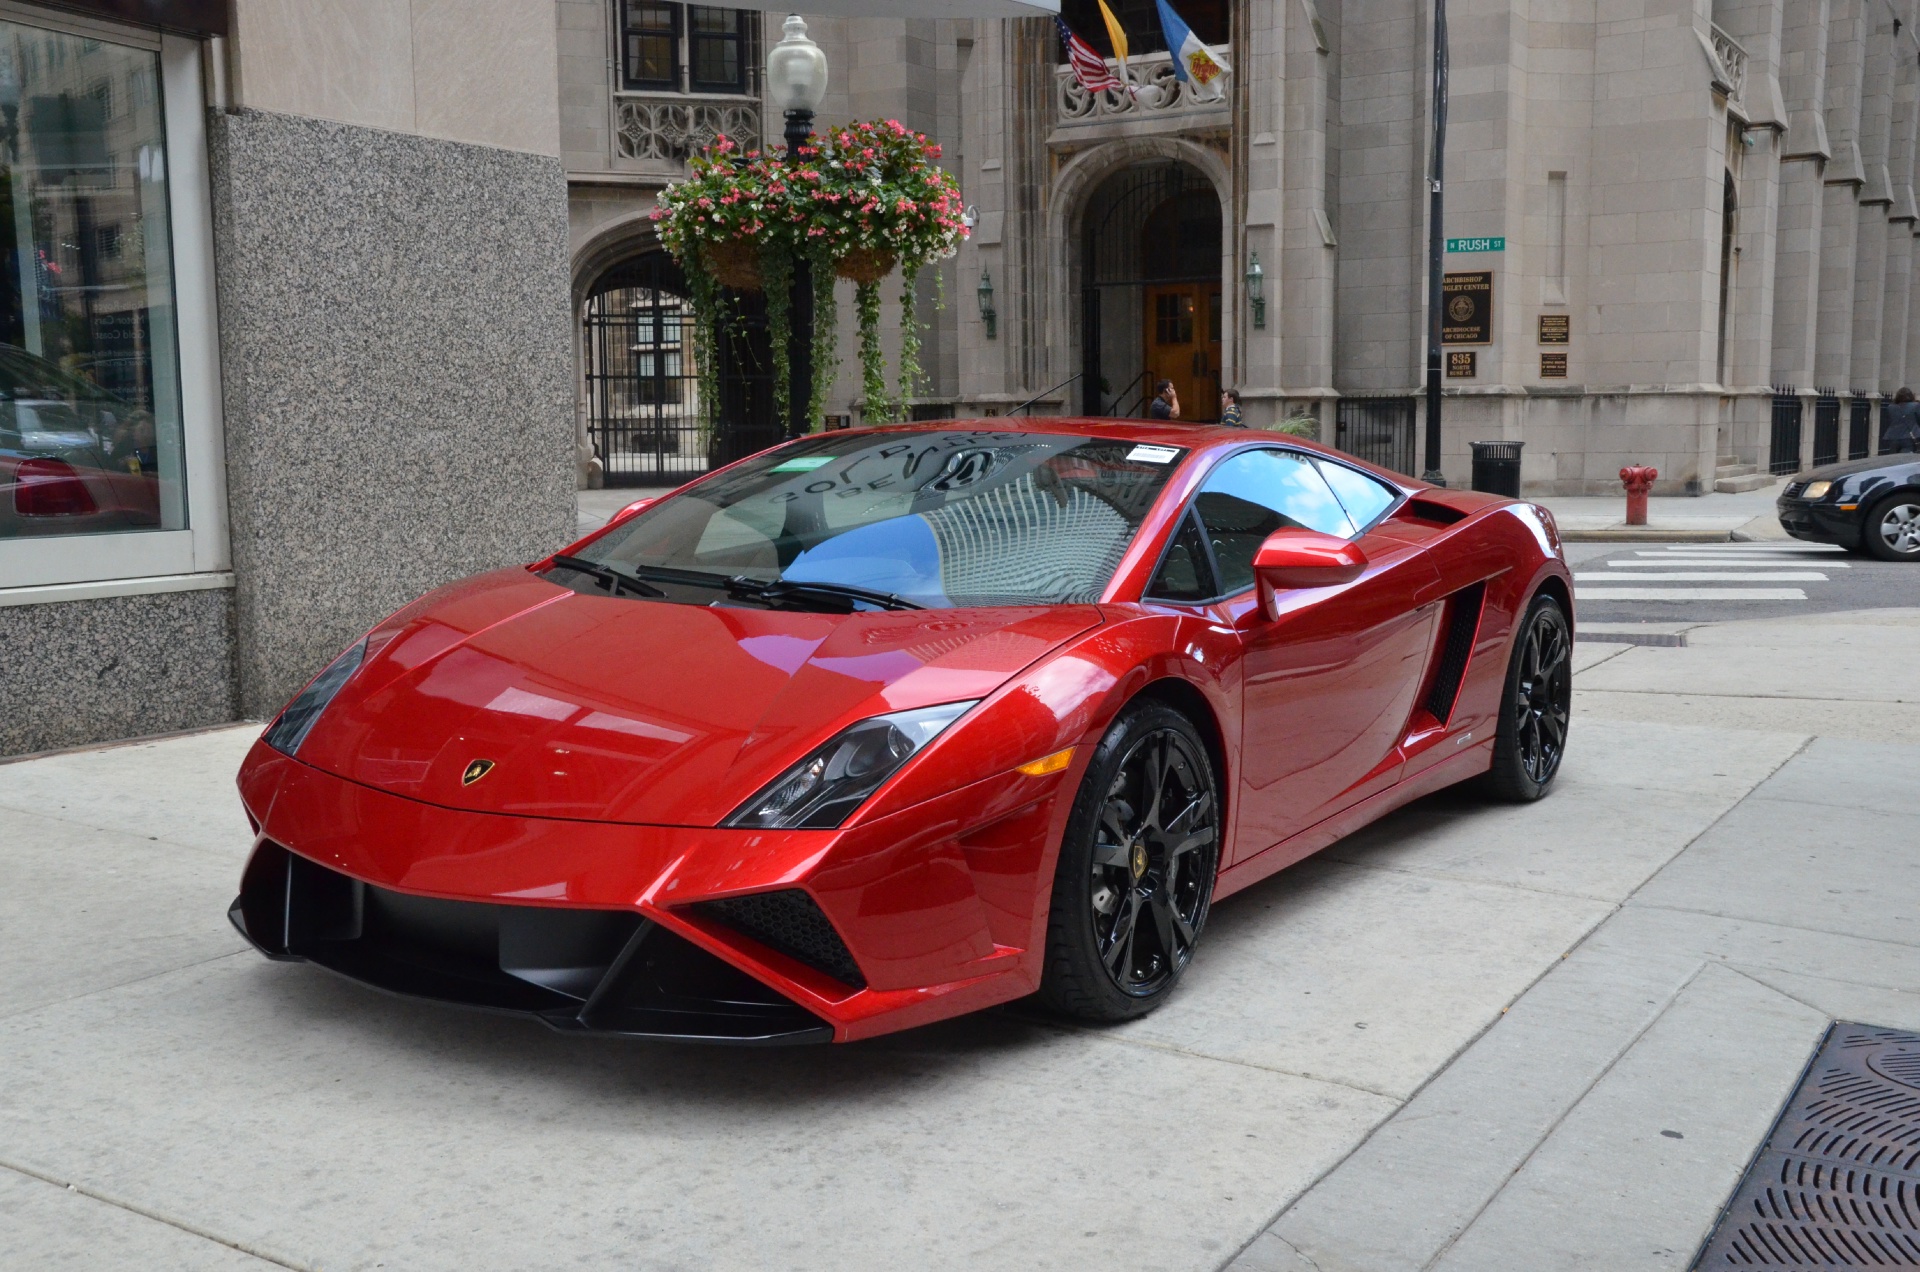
[1534,480,1789,541]
[2,611,1917,1269]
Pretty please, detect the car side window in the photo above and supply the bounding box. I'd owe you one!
[1145,508,1216,602]
[1193,449,1356,595]
[1313,457,1399,530]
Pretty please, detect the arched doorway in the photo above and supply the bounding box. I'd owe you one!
[581,251,777,486]
[1079,162,1223,419]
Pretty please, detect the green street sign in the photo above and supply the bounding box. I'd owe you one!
[1446,236,1506,253]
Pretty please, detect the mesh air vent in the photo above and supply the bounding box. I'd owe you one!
[696,890,866,988]
[1424,582,1487,724]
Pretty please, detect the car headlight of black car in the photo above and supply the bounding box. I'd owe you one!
[1801,480,1832,500]
[263,640,367,757]
[724,701,977,830]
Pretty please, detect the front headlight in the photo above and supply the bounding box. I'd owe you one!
[723,701,977,829]
[263,640,367,757]
[1802,480,1833,500]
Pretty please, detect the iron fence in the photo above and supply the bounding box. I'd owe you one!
[1812,389,1841,468]
[583,252,778,484]
[1335,397,1417,476]
[1849,395,1873,460]
[1769,386,1802,475]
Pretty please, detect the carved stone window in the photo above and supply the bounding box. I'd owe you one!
[618,2,756,95]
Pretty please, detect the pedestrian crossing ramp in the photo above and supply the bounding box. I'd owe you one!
[1573,541,1846,604]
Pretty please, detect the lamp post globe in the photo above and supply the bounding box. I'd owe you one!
[767,13,829,441]
[768,14,828,156]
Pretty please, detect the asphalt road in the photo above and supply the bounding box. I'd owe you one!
[1565,537,1920,626]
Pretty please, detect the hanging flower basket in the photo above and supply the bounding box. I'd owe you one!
[835,247,897,284]
[705,238,764,291]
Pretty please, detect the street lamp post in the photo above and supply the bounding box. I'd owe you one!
[767,15,829,439]
[1422,0,1449,485]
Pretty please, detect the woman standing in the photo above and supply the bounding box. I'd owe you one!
[1885,388,1920,454]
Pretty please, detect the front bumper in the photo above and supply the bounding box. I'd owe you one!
[1775,496,1861,546]
[233,740,1072,1042]
[230,842,833,1044]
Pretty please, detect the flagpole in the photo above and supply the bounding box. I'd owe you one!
[1422,0,1449,486]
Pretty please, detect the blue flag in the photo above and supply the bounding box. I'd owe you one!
[1156,0,1232,101]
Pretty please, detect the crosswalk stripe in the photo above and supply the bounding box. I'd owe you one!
[1656,541,1842,550]
[1574,587,1809,601]
[1612,564,1850,572]
[1575,571,1829,582]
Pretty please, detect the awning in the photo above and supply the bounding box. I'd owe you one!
[746,1,1058,17]
[35,0,228,37]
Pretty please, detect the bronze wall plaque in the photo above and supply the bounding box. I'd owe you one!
[1442,272,1493,344]
[1538,314,1569,345]
[1540,352,1568,378]
[1447,350,1478,378]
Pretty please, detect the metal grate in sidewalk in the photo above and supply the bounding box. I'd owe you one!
[1692,1022,1920,1268]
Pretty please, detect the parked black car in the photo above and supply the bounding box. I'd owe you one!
[1776,454,1920,560]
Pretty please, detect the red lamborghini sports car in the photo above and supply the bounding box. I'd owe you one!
[231,421,1573,1045]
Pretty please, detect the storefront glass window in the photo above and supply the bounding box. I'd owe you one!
[0,19,183,540]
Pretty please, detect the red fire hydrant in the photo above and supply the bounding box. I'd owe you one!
[1620,465,1658,526]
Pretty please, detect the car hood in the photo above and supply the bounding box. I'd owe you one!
[1798,454,1920,485]
[294,568,1101,827]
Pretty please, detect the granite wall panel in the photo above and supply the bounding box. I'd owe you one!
[0,590,237,757]
[210,108,574,717]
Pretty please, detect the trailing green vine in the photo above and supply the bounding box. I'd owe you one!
[807,242,839,430]
[896,261,923,414]
[855,280,891,423]
[760,241,794,428]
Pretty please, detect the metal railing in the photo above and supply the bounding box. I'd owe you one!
[1769,386,1803,475]
[1055,49,1232,124]
[1335,397,1417,476]
[1812,389,1842,468]
[1849,395,1873,460]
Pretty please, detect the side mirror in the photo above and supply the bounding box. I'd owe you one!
[1253,527,1366,619]
[612,496,657,523]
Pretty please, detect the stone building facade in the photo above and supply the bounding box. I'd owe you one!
[7,0,1916,756]
[1,0,574,757]
[560,1,1920,497]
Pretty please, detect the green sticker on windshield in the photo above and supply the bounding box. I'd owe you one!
[772,455,835,472]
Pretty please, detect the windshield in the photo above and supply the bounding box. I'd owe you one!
[584,430,1187,608]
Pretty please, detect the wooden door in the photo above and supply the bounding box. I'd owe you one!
[1143,283,1222,421]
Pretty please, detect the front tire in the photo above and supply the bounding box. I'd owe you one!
[1862,493,1920,561]
[1036,701,1220,1023]
[1482,593,1572,802]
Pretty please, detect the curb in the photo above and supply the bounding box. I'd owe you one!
[1561,528,1733,542]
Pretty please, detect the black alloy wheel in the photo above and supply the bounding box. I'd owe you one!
[1864,493,1920,561]
[1038,701,1220,1022]
[1483,594,1572,802]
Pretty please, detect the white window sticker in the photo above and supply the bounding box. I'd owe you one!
[771,455,835,472]
[1127,444,1181,464]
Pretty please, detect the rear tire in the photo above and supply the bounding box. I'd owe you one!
[1862,493,1920,561]
[1481,593,1572,803]
[1037,701,1220,1023]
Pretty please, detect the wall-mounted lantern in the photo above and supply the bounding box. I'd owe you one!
[977,268,997,339]
[1246,253,1266,329]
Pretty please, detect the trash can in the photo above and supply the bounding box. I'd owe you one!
[1469,440,1524,497]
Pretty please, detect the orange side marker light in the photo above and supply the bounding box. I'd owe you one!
[1016,747,1075,777]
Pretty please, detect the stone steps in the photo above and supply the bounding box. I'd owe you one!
[1714,471,1775,493]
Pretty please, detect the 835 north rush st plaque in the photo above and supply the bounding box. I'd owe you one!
[1442,272,1493,344]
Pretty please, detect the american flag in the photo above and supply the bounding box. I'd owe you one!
[1057,17,1127,96]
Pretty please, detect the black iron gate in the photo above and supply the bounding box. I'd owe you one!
[1812,388,1841,468]
[1768,387,1802,475]
[1849,394,1872,460]
[583,252,777,486]
[1335,397,1417,476]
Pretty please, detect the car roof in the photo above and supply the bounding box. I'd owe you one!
[824,417,1423,489]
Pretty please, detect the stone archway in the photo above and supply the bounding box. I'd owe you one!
[1047,136,1235,419]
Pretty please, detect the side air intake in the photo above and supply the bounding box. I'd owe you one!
[1424,582,1487,724]
[695,890,867,989]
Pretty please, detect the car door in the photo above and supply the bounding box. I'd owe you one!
[1183,449,1440,864]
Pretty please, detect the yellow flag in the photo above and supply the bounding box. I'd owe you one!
[1095,0,1129,64]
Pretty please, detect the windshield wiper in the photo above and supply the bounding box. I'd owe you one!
[546,555,666,599]
[725,576,923,613]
